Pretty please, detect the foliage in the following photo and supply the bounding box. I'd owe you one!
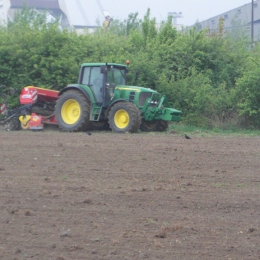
[1,6,260,130]
[0,8,80,92]
[109,12,142,36]
[235,46,260,127]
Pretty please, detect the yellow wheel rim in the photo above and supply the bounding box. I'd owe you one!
[114,109,130,129]
[19,115,31,130]
[61,99,81,125]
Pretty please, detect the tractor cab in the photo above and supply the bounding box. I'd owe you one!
[79,63,127,107]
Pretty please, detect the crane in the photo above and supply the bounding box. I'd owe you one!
[95,0,112,29]
[75,0,90,26]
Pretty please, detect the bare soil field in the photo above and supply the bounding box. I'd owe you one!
[0,127,260,260]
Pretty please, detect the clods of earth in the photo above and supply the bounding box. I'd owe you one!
[0,128,260,260]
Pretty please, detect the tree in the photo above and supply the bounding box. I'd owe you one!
[235,47,260,127]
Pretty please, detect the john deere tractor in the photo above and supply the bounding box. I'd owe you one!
[54,62,181,133]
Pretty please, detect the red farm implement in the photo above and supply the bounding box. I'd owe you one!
[18,86,59,130]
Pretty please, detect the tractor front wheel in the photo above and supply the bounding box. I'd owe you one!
[140,120,169,132]
[55,90,90,132]
[108,102,141,133]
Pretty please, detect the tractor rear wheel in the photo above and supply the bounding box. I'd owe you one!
[108,102,141,133]
[55,90,90,132]
[140,120,169,132]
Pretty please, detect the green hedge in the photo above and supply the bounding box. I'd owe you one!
[0,7,258,129]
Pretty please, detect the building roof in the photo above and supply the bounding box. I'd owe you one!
[10,0,60,10]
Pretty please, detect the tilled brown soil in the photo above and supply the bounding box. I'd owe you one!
[0,128,260,260]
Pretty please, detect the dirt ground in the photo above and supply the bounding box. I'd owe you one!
[0,126,260,260]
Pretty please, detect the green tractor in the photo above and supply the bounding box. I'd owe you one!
[54,62,181,133]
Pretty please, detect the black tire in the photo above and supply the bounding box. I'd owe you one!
[140,120,169,132]
[108,102,141,133]
[55,90,90,132]
[5,118,21,131]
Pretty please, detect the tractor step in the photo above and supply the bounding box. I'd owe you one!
[90,105,102,121]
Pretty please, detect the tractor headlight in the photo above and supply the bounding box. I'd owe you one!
[149,100,158,105]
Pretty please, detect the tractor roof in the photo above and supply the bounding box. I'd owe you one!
[81,63,126,68]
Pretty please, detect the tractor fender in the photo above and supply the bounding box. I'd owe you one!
[105,99,128,117]
[58,84,95,104]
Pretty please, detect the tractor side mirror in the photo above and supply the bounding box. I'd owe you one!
[100,66,107,74]
[135,70,139,80]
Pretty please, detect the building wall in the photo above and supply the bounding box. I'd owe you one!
[193,0,260,40]
[0,0,11,24]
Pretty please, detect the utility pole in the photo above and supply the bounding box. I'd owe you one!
[251,0,254,45]
[168,12,183,25]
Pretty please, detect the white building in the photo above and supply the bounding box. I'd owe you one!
[0,0,105,31]
[193,0,260,40]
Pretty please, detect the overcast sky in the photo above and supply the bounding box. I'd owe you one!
[64,0,251,26]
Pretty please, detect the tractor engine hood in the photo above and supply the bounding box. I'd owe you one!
[112,85,181,122]
[115,85,158,94]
